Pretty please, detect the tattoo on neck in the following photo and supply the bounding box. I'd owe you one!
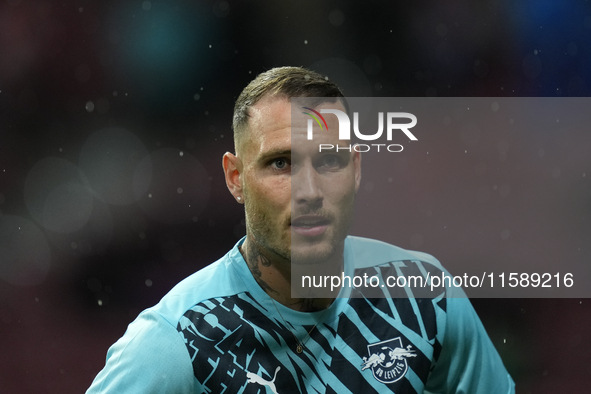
[242,239,327,312]
[244,240,277,295]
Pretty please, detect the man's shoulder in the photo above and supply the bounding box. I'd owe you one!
[346,235,444,270]
[148,242,249,327]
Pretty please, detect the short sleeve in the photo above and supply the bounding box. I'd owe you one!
[86,310,195,394]
[424,297,515,394]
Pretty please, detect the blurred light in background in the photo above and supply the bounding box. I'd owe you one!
[104,1,217,108]
[136,148,210,225]
[44,198,113,256]
[310,58,372,97]
[509,0,591,95]
[80,127,151,206]
[24,157,93,234]
[0,215,51,286]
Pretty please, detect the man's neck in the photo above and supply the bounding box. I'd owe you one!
[239,237,337,312]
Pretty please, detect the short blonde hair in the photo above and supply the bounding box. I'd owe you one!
[232,66,345,150]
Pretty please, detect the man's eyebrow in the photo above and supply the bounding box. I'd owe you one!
[258,149,291,162]
[316,146,337,152]
[316,146,351,155]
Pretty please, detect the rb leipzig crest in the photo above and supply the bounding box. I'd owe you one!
[361,337,417,384]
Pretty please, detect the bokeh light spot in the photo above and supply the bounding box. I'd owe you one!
[136,148,210,224]
[0,215,51,286]
[328,9,344,27]
[42,183,94,233]
[25,157,93,233]
[45,198,113,255]
[80,128,151,205]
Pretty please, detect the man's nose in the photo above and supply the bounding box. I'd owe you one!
[292,162,323,206]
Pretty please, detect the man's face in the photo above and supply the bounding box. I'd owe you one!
[240,95,360,265]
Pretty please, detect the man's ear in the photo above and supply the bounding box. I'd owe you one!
[353,150,362,192]
[222,152,244,203]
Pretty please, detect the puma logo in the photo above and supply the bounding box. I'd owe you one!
[245,366,281,394]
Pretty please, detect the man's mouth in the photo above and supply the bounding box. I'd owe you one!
[291,215,330,237]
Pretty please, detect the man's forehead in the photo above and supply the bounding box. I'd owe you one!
[238,96,289,159]
[250,95,346,123]
[291,101,347,145]
[246,95,290,136]
[242,95,347,157]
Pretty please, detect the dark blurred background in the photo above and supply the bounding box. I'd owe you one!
[0,0,590,392]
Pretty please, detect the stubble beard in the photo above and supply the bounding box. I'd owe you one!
[243,187,357,267]
[243,189,291,263]
[291,207,353,266]
[291,188,357,265]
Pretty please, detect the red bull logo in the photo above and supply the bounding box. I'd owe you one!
[361,337,416,384]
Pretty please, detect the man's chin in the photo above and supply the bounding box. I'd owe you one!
[290,244,338,265]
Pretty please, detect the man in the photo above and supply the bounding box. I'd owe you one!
[87,67,514,393]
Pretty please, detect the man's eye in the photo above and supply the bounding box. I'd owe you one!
[321,155,340,168]
[271,158,289,169]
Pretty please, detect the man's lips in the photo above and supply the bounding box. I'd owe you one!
[291,215,330,237]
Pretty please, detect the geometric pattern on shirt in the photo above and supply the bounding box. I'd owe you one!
[177,260,447,394]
